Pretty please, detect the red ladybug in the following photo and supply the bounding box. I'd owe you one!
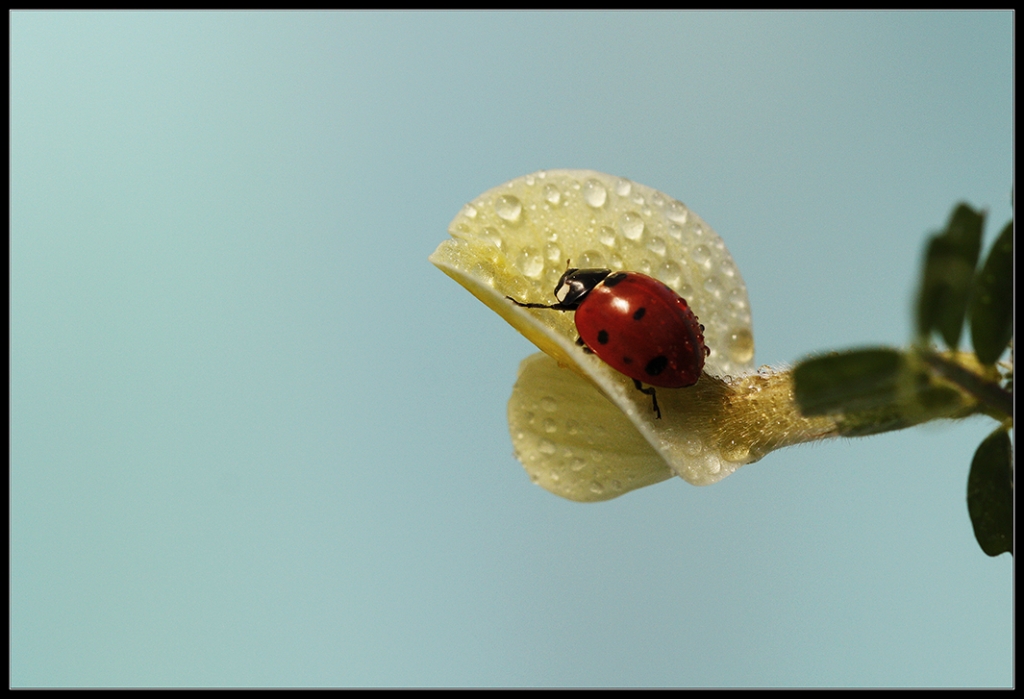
[508,266,709,419]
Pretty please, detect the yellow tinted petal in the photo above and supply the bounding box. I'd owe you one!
[430,170,759,492]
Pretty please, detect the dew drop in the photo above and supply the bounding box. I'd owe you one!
[516,247,545,279]
[543,184,562,205]
[540,395,558,412]
[703,275,723,297]
[683,437,703,456]
[598,226,617,247]
[577,249,606,268]
[583,179,608,208]
[482,227,502,249]
[589,480,605,494]
[545,242,562,262]
[542,417,557,434]
[467,262,494,288]
[665,200,689,223]
[495,194,523,223]
[667,223,683,241]
[463,204,478,219]
[619,211,645,240]
[549,470,560,482]
[539,439,556,455]
[692,245,711,266]
[615,178,632,197]
[658,261,683,287]
[646,236,667,256]
[728,328,755,364]
[569,456,586,472]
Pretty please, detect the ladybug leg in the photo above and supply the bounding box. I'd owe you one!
[506,296,576,311]
[575,336,594,354]
[632,379,662,420]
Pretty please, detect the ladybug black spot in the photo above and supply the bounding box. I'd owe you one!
[604,272,627,287]
[597,330,609,344]
[645,355,668,377]
[632,307,646,321]
[622,356,633,365]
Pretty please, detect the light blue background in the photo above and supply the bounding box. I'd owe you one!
[11,11,1012,687]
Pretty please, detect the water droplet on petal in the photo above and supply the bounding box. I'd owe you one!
[658,261,682,287]
[665,199,689,223]
[577,249,606,268]
[703,274,723,297]
[616,178,632,197]
[683,437,703,456]
[482,227,502,249]
[583,179,608,208]
[646,236,666,256]
[495,194,522,223]
[540,396,557,412]
[692,245,711,267]
[727,328,755,364]
[516,247,544,279]
[619,211,645,240]
[543,184,561,205]
[598,226,617,247]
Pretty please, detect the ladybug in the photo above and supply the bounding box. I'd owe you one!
[508,266,709,419]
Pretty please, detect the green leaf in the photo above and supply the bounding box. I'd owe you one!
[969,220,1013,365]
[794,348,904,417]
[793,348,976,436]
[967,428,1013,557]
[916,203,985,349]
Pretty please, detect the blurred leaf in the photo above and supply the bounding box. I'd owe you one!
[969,220,1013,365]
[919,349,1012,420]
[794,348,904,416]
[793,348,977,436]
[967,428,1013,557]
[916,203,985,349]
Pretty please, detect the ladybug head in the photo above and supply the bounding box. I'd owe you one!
[553,267,612,309]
